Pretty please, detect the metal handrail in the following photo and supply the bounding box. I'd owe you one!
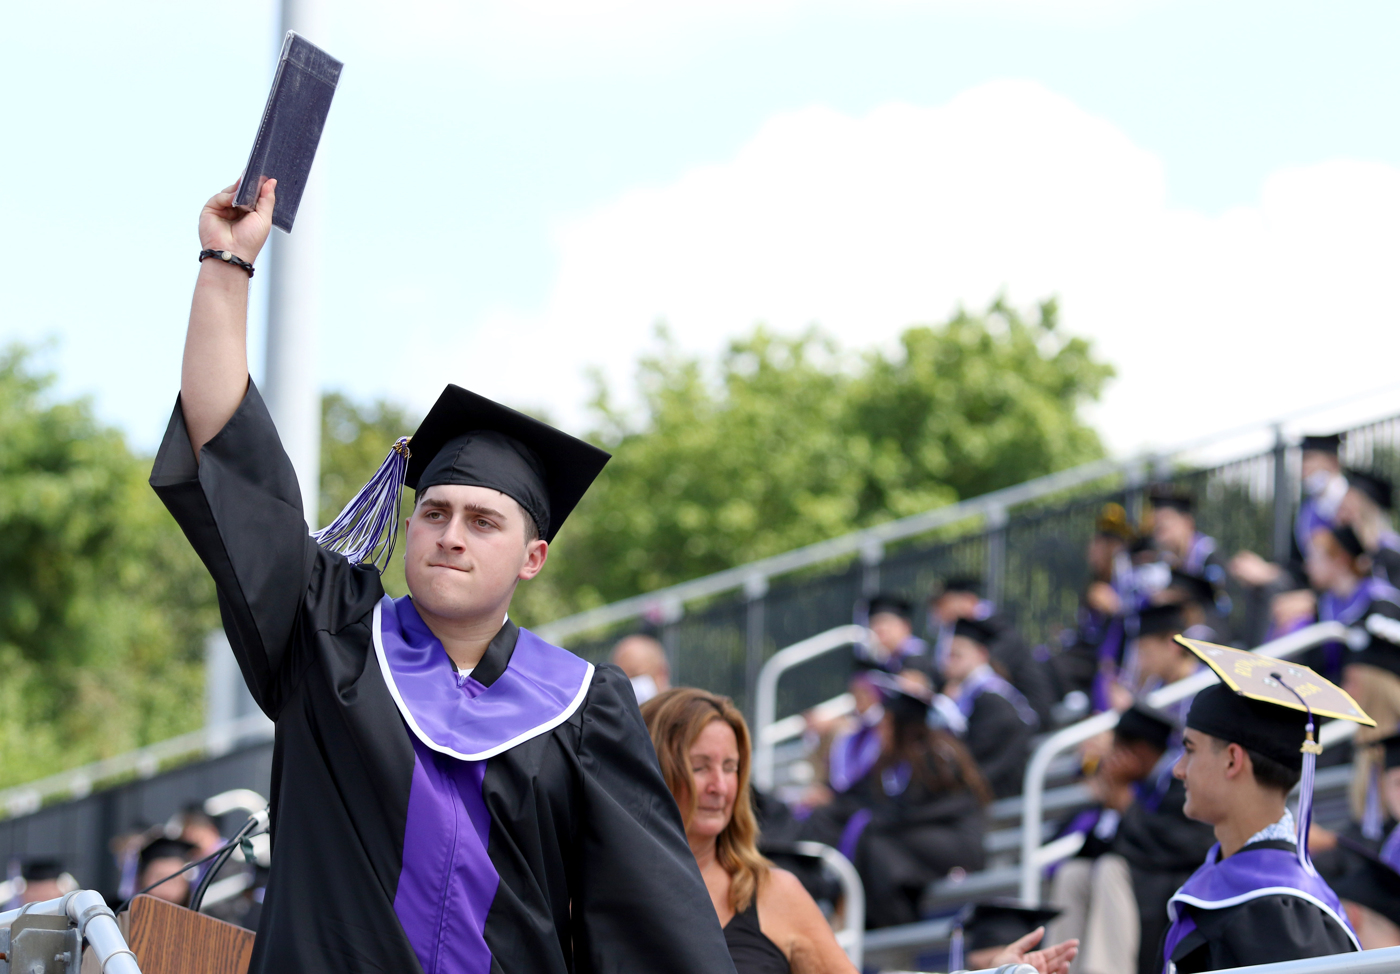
[0,711,274,820]
[753,625,868,791]
[0,889,140,973]
[791,841,865,968]
[1017,621,1351,903]
[1210,945,1400,973]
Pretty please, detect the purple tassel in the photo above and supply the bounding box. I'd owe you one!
[313,437,411,572]
[1364,760,1385,841]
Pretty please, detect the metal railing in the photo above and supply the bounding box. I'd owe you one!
[753,624,867,791]
[1212,946,1400,973]
[786,841,865,968]
[1017,621,1352,903]
[0,890,139,974]
[0,711,273,820]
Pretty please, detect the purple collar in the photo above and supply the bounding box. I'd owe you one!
[372,596,594,761]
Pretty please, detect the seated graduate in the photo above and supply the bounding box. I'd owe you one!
[1338,468,1400,586]
[1331,842,1400,950]
[929,578,1056,727]
[936,617,1038,798]
[800,674,990,928]
[1160,640,1375,974]
[1314,732,1400,883]
[641,687,857,974]
[153,180,735,973]
[136,837,196,906]
[1051,503,1140,710]
[1048,705,1177,974]
[14,859,75,906]
[1108,603,1200,722]
[853,594,931,678]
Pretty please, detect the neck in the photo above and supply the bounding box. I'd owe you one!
[1216,793,1288,859]
[1331,573,1362,600]
[415,599,511,671]
[689,831,719,873]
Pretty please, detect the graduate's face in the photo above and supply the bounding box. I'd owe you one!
[404,485,548,621]
[685,719,740,841]
[870,612,913,652]
[1174,728,1234,824]
[941,636,987,684]
[1151,507,1194,554]
[1136,632,1184,681]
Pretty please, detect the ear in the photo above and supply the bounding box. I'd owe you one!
[1223,742,1251,781]
[518,538,549,581]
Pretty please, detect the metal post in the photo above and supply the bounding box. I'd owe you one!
[743,574,769,724]
[263,0,327,527]
[1272,424,1292,563]
[859,539,884,597]
[984,505,1008,606]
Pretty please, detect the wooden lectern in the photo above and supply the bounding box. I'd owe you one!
[79,896,255,974]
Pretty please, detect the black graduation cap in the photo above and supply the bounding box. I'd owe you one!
[21,858,64,882]
[1300,432,1344,455]
[1137,602,1185,638]
[1332,847,1400,928]
[1331,524,1366,559]
[955,900,1061,953]
[1381,733,1400,772]
[1347,469,1395,512]
[139,837,195,869]
[1166,569,1217,610]
[314,385,611,568]
[1114,704,1175,753]
[1148,485,1194,514]
[867,594,913,621]
[935,576,982,598]
[864,671,932,725]
[952,617,997,647]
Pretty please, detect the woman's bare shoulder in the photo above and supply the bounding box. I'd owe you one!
[758,868,858,973]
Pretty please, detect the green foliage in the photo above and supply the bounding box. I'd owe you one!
[521,298,1113,621]
[0,349,218,790]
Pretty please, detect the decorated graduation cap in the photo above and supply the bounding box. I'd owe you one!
[1095,502,1136,541]
[947,900,1062,971]
[1176,635,1374,875]
[1300,432,1344,455]
[867,594,913,621]
[314,384,611,570]
[1347,468,1395,512]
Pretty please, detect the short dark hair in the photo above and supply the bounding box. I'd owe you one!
[1209,736,1301,793]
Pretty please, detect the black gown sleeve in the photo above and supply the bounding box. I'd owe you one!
[988,623,1056,726]
[965,692,1031,798]
[1173,895,1356,973]
[569,664,738,974]
[149,382,381,717]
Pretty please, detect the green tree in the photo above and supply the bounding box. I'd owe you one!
[0,349,219,789]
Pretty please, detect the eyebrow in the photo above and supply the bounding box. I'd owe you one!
[418,497,509,520]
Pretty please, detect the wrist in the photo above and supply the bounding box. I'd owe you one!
[199,248,256,278]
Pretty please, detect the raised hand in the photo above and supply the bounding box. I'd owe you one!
[198,178,277,265]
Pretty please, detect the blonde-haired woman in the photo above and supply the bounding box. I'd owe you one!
[641,687,1076,974]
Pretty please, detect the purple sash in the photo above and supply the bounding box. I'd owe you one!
[956,665,1038,728]
[829,726,883,793]
[372,595,594,760]
[1161,843,1358,973]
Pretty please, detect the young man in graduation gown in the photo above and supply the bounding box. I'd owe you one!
[153,180,738,974]
[1160,643,1371,974]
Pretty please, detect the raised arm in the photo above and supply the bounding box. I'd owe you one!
[182,179,277,456]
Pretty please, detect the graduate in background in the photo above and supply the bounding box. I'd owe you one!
[1160,640,1374,973]
[1338,469,1400,586]
[156,180,735,974]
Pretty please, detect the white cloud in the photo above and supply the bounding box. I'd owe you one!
[428,78,1400,455]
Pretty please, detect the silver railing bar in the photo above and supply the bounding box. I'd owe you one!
[1209,945,1400,973]
[793,841,865,969]
[753,625,868,791]
[0,889,141,974]
[1017,621,1351,903]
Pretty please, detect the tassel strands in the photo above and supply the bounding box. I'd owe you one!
[1273,672,1323,876]
[313,437,411,572]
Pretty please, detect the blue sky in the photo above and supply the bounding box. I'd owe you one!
[4,0,1399,457]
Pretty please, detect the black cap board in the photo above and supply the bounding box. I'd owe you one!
[1167,569,1217,610]
[953,617,997,647]
[1115,704,1175,753]
[1382,733,1400,771]
[956,900,1062,952]
[867,594,913,621]
[1331,524,1366,559]
[1347,469,1395,512]
[407,385,611,543]
[1138,603,1186,638]
[864,671,931,724]
[139,837,195,869]
[1148,485,1194,514]
[21,858,64,882]
[935,576,981,597]
[1300,433,1344,455]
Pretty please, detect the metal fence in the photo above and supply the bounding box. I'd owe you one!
[541,412,1400,721]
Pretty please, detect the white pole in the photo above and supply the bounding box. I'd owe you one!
[263,0,326,528]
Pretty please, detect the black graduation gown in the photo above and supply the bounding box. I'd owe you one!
[962,691,1032,799]
[150,383,735,974]
[982,615,1057,729]
[1112,778,1215,974]
[1164,841,1356,974]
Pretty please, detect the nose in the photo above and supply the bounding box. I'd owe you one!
[1172,752,1186,780]
[437,513,468,551]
